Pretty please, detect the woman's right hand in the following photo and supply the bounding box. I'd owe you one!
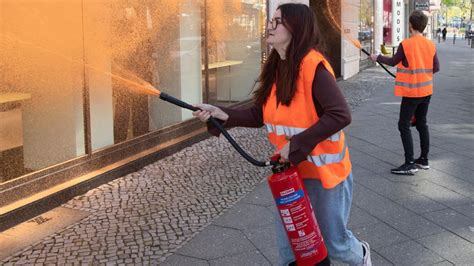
[370,54,378,62]
[192,104,229,122]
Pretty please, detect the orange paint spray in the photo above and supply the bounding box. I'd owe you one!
[1,32,161,96]
[324,0,395,77]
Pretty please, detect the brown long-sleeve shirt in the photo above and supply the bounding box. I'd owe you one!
[208,61,351,166]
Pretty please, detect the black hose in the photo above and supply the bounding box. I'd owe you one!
[159,92,276,167]
[361,48,396,78]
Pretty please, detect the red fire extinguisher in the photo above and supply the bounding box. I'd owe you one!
[410,116,417,127]
[268,157,330,266]
[156,93,330,264]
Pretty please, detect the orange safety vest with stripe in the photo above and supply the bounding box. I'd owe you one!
[262,49,351,189]
[395,35,436,97]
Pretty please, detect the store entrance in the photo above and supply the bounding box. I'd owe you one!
[309,0,342,78]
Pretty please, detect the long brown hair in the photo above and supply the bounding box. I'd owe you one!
[253,3,325,106]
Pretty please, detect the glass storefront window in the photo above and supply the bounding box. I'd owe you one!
[0,0,267,184]
[0,1,86,182]
[204,0,266,105]
[86,1,203,141]
[383,0,393,45]
[359,0,374,60]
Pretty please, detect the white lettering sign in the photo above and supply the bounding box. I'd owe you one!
[392,0,404,46]
[415,0,430,11]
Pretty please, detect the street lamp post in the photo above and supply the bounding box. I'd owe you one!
[471,0,474,48]
[471,0,473,22]
[445,9,448,27]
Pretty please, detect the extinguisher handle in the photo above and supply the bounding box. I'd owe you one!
[269,153,291,173]
[270,153,281,162]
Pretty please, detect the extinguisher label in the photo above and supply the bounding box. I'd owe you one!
[275,190,304,205]
[268,168,328,264]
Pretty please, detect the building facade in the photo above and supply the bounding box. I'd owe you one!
[6,0,433,224]
[0,0,267,219]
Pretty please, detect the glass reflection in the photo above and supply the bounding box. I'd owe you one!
[205,0,266,105]
[359,0,374,60]
[0,0,266,184]
[0,1,86,182]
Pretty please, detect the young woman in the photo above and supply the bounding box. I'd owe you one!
[194,4,371,266]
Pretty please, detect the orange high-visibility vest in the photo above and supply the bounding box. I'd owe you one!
[395,35,436,97]
[263,50,351,189]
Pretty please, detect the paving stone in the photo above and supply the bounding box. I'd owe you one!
[352,222,409,249]
[353,185,446,238]
[242,224,278,252]
[160,254,208,266]
[423,169,474,199]
[451,226,474,243]
[347,206,380,230]
[393,193,447,214]
[355,172,420,200]
[432,261,455,266]
[377,240,444,265]
[239,181,275,207]
[406,180,472,207]
[422,209,473,231]
[209,250,271,266]
[176,225,255,260]
[417,231,474,265]
[452,203,474,219]
[212,203,274,230]
[369,251,394,266]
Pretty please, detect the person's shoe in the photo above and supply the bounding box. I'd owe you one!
[391,162,418,175]
[414,157,430,170]
[361,241,372,266]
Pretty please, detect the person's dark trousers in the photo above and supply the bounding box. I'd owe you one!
[398,96,431,163]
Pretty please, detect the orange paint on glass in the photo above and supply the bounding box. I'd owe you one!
[0,1,167,97]
[325,0,362,50]
[1,32,160,97]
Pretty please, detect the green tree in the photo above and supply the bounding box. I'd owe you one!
[442,0,472,24]
[442,0,470,7]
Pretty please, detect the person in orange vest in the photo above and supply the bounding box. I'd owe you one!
[193,3,371,266]
[371,10,440,175]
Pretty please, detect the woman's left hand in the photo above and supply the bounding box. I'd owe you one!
[279,142,290,162]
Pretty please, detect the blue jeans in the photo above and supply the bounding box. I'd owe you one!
[274,173,364,265]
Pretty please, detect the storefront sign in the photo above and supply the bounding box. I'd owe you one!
[392,0,404,45]
[415,0,430,11]
[429,0,441,11]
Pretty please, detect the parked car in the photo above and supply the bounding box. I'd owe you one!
[358,30,372,41]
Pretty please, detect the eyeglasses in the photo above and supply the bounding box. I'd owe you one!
[267,18,283,30]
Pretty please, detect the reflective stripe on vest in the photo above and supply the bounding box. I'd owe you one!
[397,68,433,74]
[394,80,433,88]
[265,123,341,142]
[307,141,347,167]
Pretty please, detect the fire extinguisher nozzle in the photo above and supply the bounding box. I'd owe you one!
[267,160,279,166]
